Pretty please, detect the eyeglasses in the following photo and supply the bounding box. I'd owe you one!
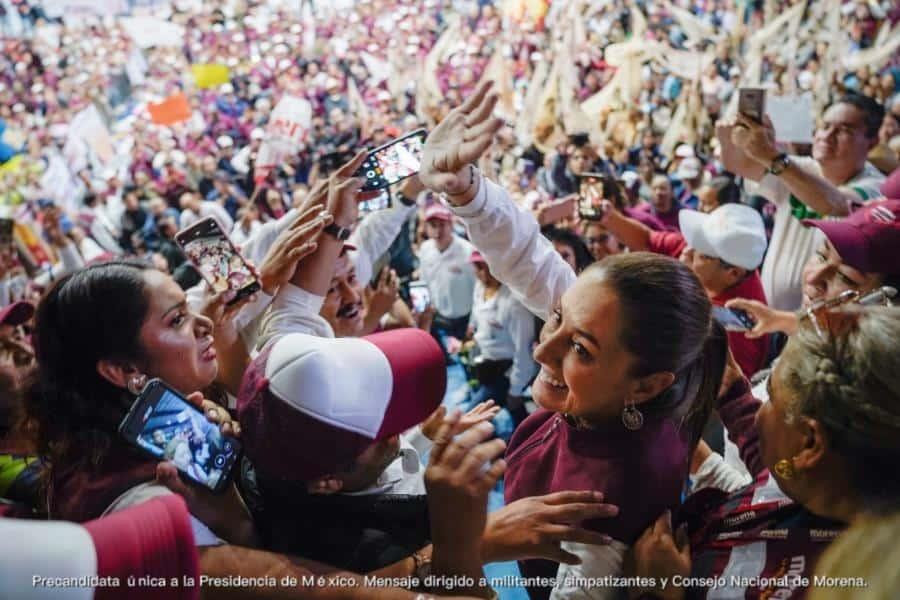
[799,286,897,338]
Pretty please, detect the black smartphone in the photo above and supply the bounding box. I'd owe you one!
[355,129,427,192]
[359,189,392,214]
[119,379,241,493]
[0,218,14,246]
[175,217,261,304]
[577,173,608,221]
[712,306,756,332]
[738,88,766,123]
[408,280,431,313]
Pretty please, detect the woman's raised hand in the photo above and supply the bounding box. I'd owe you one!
[419,81,504,203]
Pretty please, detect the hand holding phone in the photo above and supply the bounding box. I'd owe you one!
[175,217,261,304]
[355,129,427,192]
[119,379,241,493]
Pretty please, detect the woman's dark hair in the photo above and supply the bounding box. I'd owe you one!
[542,226,594,273]
[708,176,741,207]
[24,260,153,466]
[589,253,727,449]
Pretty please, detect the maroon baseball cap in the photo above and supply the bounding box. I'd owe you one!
[0,301,34,327]
[237,329,446,483]
[880,168,900,200]
[1,495,198,599]
[424,205,453,222]
[802,199,900,276]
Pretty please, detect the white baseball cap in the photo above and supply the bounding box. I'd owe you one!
[676,157,703,180]
[679,204,767,271]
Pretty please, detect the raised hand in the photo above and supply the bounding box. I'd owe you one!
[327,150,368,228]
[725,298,798,338]
[419,81,504,203]
[257,205,332,295]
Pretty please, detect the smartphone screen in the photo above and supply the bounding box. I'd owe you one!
[578,173,606,221]
[409,281,431,313]
[359,189,391,214]
[712,306,755,332]
[738,88,766,123]
[175,217,261,302]
[356,129,427,192]
[119,379,241,493]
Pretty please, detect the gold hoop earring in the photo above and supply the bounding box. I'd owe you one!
[127,373,148,396]
[622,400,644,431]
[773,459,795,480]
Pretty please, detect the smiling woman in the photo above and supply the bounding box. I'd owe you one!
[417,82,728,599]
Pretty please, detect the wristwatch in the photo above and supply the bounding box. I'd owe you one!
[396,191,416,207]
[767,153,791,176]
[323,222,351,241]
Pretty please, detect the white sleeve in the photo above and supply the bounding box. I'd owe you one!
[256,283,334,348]
[33,243,86,287]
[349,203,416,286]
[402,425,433,457]
[507,297,539,396]
[451,176,576,321]
[689,451,752,494]
[551,540,630,600]
[103,483,223,547]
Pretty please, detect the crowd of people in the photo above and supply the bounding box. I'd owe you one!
[2,0,900,598]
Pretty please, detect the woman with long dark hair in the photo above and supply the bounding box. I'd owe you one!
[420,82,728,599]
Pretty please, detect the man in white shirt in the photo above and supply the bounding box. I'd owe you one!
[178,191,234,232]
[416,205,476,341]
[717,93,885,310]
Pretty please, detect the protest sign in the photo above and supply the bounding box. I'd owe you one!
[120,16,185,49]
[191,64,231,89]
[767,95,815,144]
[147,93,192,126]
[255,96,313,181]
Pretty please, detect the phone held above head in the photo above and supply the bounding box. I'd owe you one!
[738,88,766,123]
[354,129,428,192]
[174,217,261,305]
[577,172,610,221]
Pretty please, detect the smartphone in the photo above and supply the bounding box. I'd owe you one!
[119,379,241,493]
[738,88,766,123]
[359,189,391,215]
[408,280,431,313]
[175,217,261,303]
[355,129,427,192]
[578,173,607,221]
[712,306,756,332]
[0,219,14,246]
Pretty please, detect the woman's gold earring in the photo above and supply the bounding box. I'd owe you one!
[773,459,795,480]
[127,373,148,396]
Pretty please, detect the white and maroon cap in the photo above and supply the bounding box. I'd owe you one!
[0,495,198,600]
[237,329,446,483]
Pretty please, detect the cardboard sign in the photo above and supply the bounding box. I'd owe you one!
[148,93,192,126]
[767,95,814,144]
[191,64,230,89]
[254,95,313,180]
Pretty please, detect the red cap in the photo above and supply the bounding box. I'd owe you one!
[237,329,446,483]
[802,199,900,276]
[0,301,34,327]
[84,495,198,599]
[424,205,453,222]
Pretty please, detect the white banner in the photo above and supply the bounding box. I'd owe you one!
[120,17,185,49]
[767,95,815,144]
[255,96,313,178]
